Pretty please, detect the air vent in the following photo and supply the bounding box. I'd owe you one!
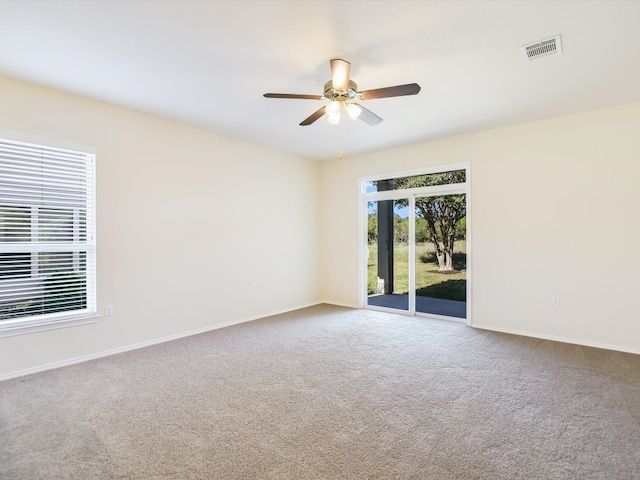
[521,35,562,62]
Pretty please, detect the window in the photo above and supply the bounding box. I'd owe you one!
[0,138,96,335]
[364,169,466,193]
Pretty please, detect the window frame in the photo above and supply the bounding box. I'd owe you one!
[0,137,97,337]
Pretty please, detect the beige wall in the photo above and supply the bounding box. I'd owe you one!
[1,74,639,379]
[321,101,640,353]
[0,75,322,378]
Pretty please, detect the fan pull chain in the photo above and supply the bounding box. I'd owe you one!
[338,112,345,159]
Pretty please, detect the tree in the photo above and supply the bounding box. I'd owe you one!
[393,170,466,272]
[394,214,408,243]
[367,213,378,244]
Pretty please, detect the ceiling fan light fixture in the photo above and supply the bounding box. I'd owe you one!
[327,112,341,125]
[345,103,362,120]
[326,101,341,115]
[327,100,342,124]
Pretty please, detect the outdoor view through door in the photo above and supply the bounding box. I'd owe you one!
[364,167,468,320]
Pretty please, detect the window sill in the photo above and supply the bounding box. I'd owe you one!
[0,312,99,338]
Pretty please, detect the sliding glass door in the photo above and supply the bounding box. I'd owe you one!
[363,167,469,322]
[366,199,409,311]
[414,194,467,319]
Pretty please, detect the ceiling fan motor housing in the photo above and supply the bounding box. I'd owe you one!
[323,80,359,101]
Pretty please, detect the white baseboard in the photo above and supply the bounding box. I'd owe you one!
[321,300,360,309]
[9,304,635,383]
[0,301,324,382]
[471,322,640,356]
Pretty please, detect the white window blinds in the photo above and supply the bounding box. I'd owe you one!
[0,138,96,327]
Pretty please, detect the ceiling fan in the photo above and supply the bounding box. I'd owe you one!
[263,59,421,126]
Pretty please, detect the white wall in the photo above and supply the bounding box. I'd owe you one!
[0,75,322,378]
[321,101,640,354]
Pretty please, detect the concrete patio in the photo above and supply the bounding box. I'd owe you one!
[367,293,466,319]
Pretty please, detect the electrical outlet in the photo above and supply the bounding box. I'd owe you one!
[105,305,114,316]
[551,296,560,306]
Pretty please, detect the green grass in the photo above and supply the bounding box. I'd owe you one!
[368,241,466,301]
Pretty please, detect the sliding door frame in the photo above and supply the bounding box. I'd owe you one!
[359,163,471,324]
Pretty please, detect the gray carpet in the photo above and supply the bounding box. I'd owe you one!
[1,304,639,479]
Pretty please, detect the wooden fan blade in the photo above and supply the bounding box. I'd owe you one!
[330,59,351,91]
[300,106,327,126]
[359,83,421,100]
[354,103,383,126]
[264,93,323,100]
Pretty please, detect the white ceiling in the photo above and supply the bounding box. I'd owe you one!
[1,0,640,161]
